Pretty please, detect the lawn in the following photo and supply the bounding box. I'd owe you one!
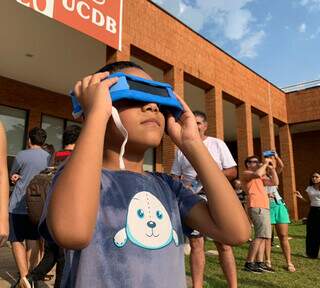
[185,222,320,288]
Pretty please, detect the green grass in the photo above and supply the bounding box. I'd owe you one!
[185,222,320,288]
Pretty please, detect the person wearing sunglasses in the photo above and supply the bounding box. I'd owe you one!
[242,156,278,273]
[295,171,320,259]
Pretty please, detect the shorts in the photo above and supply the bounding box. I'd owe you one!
[188,193,207,238]
[270,200,290,224]
[248,208,272,239]
[8,213,40,242]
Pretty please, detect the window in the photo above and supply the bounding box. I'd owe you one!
[41,115,82,151]
[0,105,28,156]
[41,115,64,151]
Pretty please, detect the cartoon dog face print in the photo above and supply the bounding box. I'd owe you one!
[114,191,179,249]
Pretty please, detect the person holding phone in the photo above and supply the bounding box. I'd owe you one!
[264,152,295,272]
[242,155,278,273]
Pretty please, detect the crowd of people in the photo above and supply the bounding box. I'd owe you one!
[0,61,319,288]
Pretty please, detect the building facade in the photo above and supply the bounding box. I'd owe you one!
[1,0,320,219]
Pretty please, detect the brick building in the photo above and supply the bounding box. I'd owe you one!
[1,0,320,219]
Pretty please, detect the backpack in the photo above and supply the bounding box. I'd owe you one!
[26,167,57,226]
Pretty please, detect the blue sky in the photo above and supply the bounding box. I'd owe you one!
[151,0,320,88]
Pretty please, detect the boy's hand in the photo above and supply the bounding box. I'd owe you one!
[74,72,118,119]
[268,192,275,199]
[264,158,273,168]
[166,94,201,150]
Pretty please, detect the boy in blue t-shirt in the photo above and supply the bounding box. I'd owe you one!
[40,61,250,287]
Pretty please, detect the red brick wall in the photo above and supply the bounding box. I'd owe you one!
[124,0,288,118]
[286,87,320,124]
[0,76,73,131]
[292,130,320,218]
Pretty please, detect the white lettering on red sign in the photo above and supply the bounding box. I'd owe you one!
[77,1,90,19]
[16,0,54,18]
[92,0,107,5]
[16,0,120,45]
[61,0,117,34]
[62,0,74,11]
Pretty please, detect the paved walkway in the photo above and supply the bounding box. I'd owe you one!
[0,243,54,288]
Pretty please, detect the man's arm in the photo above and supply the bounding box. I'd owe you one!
[182,143,250,245]
[0,122,9,247]
[218,141,237,181]
[223,166,237,181]
[242,160,271,182]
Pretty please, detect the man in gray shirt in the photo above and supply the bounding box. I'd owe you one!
[8,127,50,287]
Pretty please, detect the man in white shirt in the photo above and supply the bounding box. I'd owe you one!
[171,111,238,288]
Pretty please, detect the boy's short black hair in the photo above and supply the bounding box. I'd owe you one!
[63,125,81,147]
[193,111,207,122]
[244,155,260,168]
[29,127,47,146]
[97,61,144,74]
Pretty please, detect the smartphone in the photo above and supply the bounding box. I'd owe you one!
[263,150,275,158]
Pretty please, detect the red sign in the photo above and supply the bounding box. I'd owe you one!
[16,0,123,50]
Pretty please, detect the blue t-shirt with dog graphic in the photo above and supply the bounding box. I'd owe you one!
[40,169,203,288]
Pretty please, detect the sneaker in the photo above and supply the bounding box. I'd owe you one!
[244,262,264,273]
[256,262,275,273]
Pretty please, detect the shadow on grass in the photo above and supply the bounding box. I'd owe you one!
[189,273,284,288]
[238,276,283,288]
[287,235,306,239]
[186,271,228,288]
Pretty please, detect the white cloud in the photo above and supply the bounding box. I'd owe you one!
[310,26,320,39]
[299,0,320,11]
[152,0,255,41]
[238,30,265,58]
[298,23,306,32]
[265,12,272,22]
[224,9,252,40]
[152,0,267,58]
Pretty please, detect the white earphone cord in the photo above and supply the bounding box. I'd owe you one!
[111,107,128,170]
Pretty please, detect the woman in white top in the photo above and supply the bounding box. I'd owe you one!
[305,172,320,258]
[296,171,320,258]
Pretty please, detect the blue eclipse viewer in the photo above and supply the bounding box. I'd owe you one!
[70,72,184,120]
